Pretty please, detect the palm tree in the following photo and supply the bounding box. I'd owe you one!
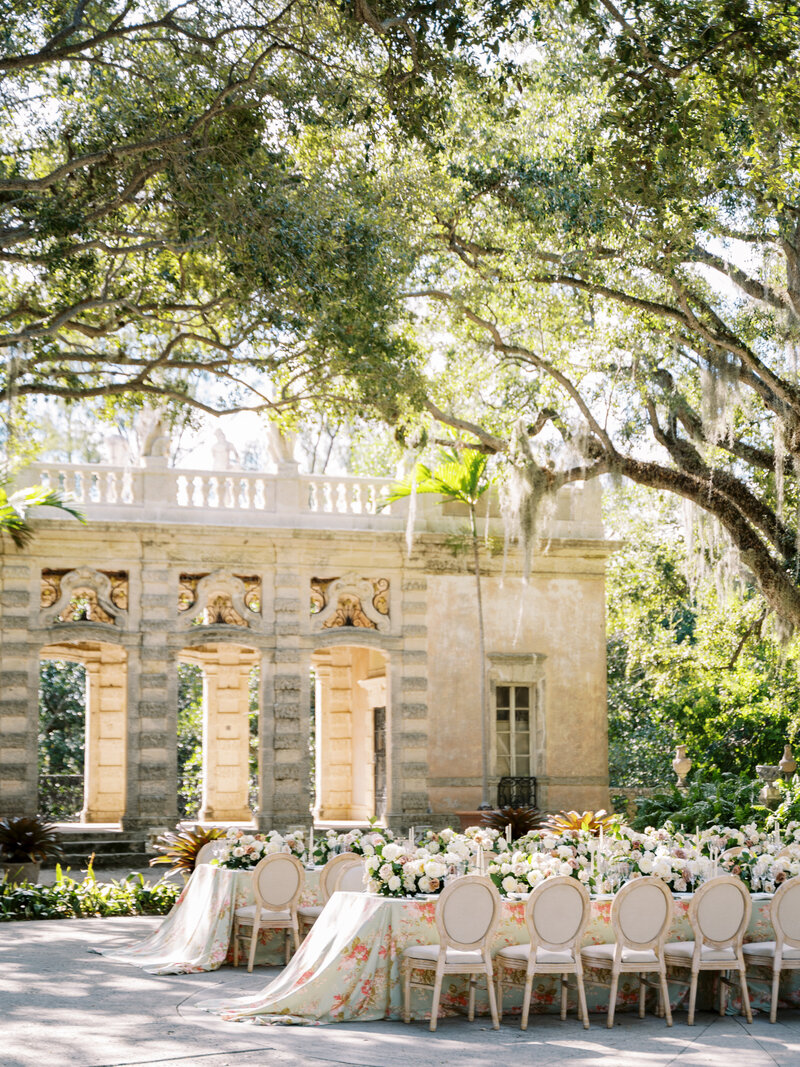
[384,448,494,805]
[0,483,85,548]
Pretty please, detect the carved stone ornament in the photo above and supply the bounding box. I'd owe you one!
[177,570,260,628]
[40,567,128,626]
[311,572,390,633]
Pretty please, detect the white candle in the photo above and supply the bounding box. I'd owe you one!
[599,826,604,851]
[505,824,512,844]
[775,823,782,847]
[309,825,314,861]
[695,826,701,851]
[409,825,416,848]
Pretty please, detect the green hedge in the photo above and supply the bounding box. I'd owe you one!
[0,868,180,921]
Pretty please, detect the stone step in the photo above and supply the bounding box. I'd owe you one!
[49,849,153,869]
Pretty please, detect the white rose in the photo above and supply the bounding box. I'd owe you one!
[424,860,446,880]
[362,842,375,856]
[638,853,655,874]
[379,863,394,880]
[382,843,403,862]
[388,875,401,892]
[418,876,432,892]
[232,846,244,857]
[502,875,517,893]
[542,836,557,850]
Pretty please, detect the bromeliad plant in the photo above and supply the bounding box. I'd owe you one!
[0,816,64,864]
[149,825,225,877]
[544,810,619,835]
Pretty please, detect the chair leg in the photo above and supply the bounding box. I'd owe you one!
[521,970,535,1031]
[658,967,673,1027]
[770,967,780,1024]
[485,966,500,1031]
[430,962,445,1032]
[247,919,259,973]
[495,962,504,1023]
[576,966,590,1030]
[739,966,753,1025]
[292,921,300,953]
[468,976,476,1022]
[607,970,619,1029]
[402,960,411,1024]
[638,974,646,1018]
[687,970,699,1026]
[284,927,291,965]
[719,971,727,1017]
[233,918,239,968]
[561,973,568,1020]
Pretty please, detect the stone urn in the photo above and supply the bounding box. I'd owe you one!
[1,860,41,886]
[780,745,797,777]
[672,745,692,789]
[756,765,781,808]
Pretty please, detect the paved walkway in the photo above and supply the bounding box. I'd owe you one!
[4,915,800,1066]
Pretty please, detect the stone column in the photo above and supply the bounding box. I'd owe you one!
[267,566,310,828]
[0,556,38,816]
[82,645,127,822]
[124,548,177,830]
[389,576,431,828]
[198,647,253,822]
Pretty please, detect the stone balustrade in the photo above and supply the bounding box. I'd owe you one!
[17,460,606,539]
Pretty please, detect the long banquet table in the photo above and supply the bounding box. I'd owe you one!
[197,890,792,1026]
[95,865,323,974]
[95,865,800,1024]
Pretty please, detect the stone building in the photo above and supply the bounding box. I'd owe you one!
[0,453,614,831]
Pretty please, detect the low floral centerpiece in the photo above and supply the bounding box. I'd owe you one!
[215,827,307,870]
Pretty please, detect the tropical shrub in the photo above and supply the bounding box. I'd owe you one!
[149,825,225,877]
[0,868,179,922]
[0,815,63,863]
[631,773,765,832]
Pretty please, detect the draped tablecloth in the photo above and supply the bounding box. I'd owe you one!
[198,891,791,1026]
[93,865,322,974]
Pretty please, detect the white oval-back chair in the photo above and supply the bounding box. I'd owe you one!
[663,874,752,1025]
[194,841,218,867]
[742,875,800,1022]
[333,858,367,894]
[495,875,591,1029]
[402,875,502,1031]
[581,876,675,1028]
[233,853,305,971]
[298,851,361,938]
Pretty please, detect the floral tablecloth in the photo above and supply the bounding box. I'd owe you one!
[198,891,793,1026]
[94,865,322,974]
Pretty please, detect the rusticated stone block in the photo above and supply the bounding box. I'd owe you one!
[274,598,301,613]
[274,649,301,663]
[0,671,30,688]
[400,703,428,719]
[402,578,427,591]
[401,762,429,778]
[401,600,426,615]
[274,703,301,720]
[274,674,302,690]
[401,791,430,811]
[1,590,28,607]
[401,677,428,691]
[0,763,28,780]
[274,734,302,749]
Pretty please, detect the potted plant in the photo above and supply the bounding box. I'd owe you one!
[0,815,64,885]
[149,825,225,879]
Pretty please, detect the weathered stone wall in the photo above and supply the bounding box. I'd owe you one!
[0,475,613,828]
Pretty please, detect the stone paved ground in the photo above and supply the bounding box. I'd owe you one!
[4,915,800,1067]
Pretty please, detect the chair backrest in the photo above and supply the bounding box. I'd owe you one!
[689,875,752,949]
[334,859,367,894]
[194,841,218,866]
[319,852,361,903]
[252,853,305,913]
[526,875,591,953]
[722,846,744,859]
[611,876,674,950]
[771,876,800,950]
[435,875,501,951]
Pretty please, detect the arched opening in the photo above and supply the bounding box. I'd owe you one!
[178,642,259,823]
[38,659,86,821]
[38,641,128,824]
[311,645,389,823]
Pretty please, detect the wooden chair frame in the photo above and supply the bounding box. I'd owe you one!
[581,876,675,1029]
[495,875,591,1030]
[743,875,800,1022]
[402,875,502,1032]
[298,852,361,938]
[663,874,752,1025]
[232,853,305,972]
